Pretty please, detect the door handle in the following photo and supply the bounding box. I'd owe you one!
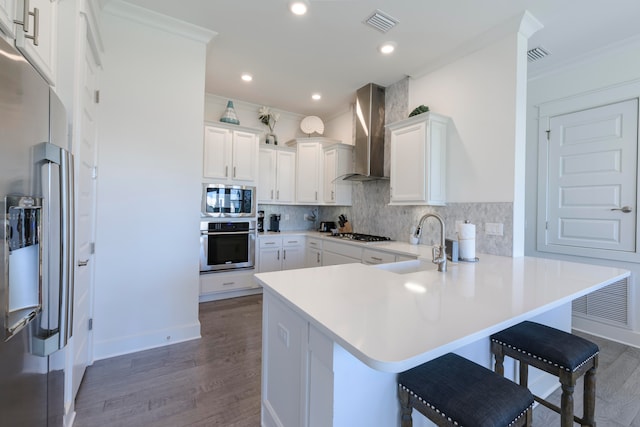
[78,259,89,267]
[611,206,632,213]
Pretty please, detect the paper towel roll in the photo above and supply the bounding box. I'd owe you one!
[459,239,476,260]
[458,222,476,260]
[458,223,476,240]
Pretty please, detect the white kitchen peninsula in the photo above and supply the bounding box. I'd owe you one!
[255,255,629,427]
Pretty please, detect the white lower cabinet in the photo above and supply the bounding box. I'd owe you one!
[362,248,397,265]
[199,270,260,299]
[259,235,306,272]
[305,238,322,267]
[262,290,397,427]
[262,292,338,427]
[322,240,362,266]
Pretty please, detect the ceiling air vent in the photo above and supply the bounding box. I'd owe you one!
[364,9,398,33]
[527,46,550,62]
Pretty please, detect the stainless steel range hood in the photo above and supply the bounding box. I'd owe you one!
[343,83,386,181]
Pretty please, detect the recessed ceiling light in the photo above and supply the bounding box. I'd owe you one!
[379,42,396,55]
[241,73,253,82]
[290,0,308,16]
[312,93,321,101]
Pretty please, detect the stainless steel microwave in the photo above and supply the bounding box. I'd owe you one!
[202,184,256,217]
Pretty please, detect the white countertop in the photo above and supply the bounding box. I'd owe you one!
[254,254,629,373]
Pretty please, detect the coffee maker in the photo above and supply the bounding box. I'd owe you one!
[269,214,281,232]
[257,210,265,232]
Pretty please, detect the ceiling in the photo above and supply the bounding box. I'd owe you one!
[112,0,640,119]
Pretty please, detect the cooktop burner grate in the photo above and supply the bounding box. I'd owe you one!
[331,232,392,242]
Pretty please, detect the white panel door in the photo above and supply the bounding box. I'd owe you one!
[276,150,295,203]
[73,35,100,399]
[544,99,638,252]
[258,148,276,202]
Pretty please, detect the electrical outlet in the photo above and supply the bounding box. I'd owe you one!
[277,323,289,347]
[284,214,290,221]
[485,222,504,236]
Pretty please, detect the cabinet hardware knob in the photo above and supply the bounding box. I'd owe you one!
[78,259,89,267]
[225,166,228,177]
[277,250,280,260]
[222,282,235,286]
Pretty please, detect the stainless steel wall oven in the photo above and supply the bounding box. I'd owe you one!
[199,220,256,272]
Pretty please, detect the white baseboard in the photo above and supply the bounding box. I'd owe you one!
[93,321,201,361]
[573,316,640,349]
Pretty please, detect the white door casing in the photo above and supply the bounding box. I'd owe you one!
[72,32,100,400]
[538,98,639,261]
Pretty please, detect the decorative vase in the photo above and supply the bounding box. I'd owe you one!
[266,133,278,145]
[220,100,240,125]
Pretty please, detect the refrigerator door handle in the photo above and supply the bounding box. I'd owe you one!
[36,143,74,350]
[59,148,74,347]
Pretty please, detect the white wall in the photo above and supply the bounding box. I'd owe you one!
[324,106,354,145]
[409,34,520,204]
[525,38,640,347]
[93,5,212,359]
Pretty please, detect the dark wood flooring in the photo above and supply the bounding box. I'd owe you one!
[73,295,263,427]
[74,294,640,426]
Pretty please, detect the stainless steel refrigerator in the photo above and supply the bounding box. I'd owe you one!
[0,35,74,426]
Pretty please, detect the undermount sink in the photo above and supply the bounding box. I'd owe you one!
[373,259,437,274]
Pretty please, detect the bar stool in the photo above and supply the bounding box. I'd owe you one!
[398,353,534,427]
[490,321,599,427]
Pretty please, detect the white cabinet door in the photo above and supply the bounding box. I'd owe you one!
[204,124,258,183]
[0,0,16,37]
[283,245,305,270]
[282,236,305,270]
[306,238,323,268]
[389,113,448,206]
[259,236,283,272]
[296,142,322,203]
[203,126,232,180]
[15,0,57,85]
[323,145,353,205]
[259,247,282,273]
[276,150,296,203]
[258,148,276,202]
[232,130,258,182]
[306,247,322,268]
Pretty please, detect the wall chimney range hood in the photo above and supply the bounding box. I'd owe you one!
[343,83,386,181]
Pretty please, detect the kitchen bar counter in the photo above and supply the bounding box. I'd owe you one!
[255,254,629,427]
[256,254,629,372]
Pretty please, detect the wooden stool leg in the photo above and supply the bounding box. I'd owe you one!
[519,361,529,388]
[398,387,413,427]
[583,367,597,427]
[492,342,505,376]
[560,380,575,427]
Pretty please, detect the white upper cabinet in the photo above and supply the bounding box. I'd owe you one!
[323,144,353,205]
[0,0,16,38]
[388,112,448,206]
[288,137,353,206]
[294,140,323,204]
[258,146,296,204]
[14,0,57,85]
[203,123,259,184]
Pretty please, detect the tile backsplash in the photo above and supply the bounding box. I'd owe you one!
[259,179,513,257]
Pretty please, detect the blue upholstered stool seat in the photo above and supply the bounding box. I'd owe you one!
[490,321,599,373]
[398,353,534,427]
[490,321,599,427]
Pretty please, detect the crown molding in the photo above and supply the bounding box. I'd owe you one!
[103,0,216,44]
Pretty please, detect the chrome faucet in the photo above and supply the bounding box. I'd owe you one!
[414,213,447,272]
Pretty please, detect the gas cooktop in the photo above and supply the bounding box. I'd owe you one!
[330,232,392,243]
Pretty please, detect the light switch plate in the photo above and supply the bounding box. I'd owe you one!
[485,222,504,236]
